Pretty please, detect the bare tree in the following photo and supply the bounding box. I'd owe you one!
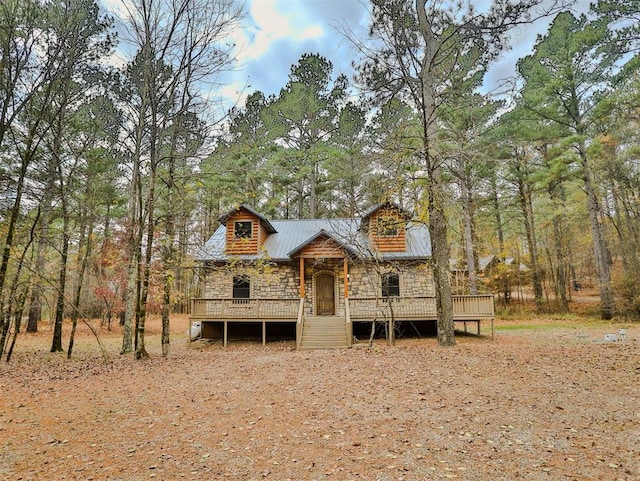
[116,0,243,358]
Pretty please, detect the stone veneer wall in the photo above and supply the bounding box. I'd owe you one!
[203,263,299,299]
[347,261,434,298]
[202,260,433,310]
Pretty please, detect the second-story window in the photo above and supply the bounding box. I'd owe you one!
[234,220,252,238]
[378,216,398,236]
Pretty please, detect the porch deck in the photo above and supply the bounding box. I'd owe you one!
[190,295,495,346]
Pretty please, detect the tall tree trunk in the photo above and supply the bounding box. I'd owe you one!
[416,0,454,346]
[161,130,179,357]
[462,186,477,295]
[0,206,39,360]
[49,80,72,353]
[26,158,55,333]
[68,218,93,359]
[50,220,69,353]
[490,175,510,303]
[121,248,138,354]
[121,36,149,354]
[297,178,305,219]
[578,143,614,319]
[136,166,156,360]
[0,154,30,320]
[551,207,569,311]
[309,159,317,219]
[516,170,544,311]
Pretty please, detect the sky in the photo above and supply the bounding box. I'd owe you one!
[220,0,370,106]
[221,0,592,110]
[105,0,592,114]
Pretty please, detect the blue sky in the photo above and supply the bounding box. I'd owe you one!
[105,0,591,113]
[220,0,371,107]
[222,0,591,110]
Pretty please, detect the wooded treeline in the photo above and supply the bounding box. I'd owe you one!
[1,0,639,359]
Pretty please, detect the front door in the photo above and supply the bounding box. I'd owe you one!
[316,274,335,315]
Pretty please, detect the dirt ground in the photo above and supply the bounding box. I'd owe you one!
[1,310,638,481]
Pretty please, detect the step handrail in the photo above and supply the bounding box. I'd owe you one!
[345,298,352,347]
[296,298,305,350]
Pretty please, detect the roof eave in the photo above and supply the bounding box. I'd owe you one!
[217,203,278,234]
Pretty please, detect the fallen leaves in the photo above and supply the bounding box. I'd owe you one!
[1,319,639,480]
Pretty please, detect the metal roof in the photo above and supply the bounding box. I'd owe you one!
[196,217,432,262]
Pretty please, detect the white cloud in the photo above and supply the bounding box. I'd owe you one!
[235,0,326,64]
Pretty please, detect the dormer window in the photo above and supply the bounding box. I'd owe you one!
[234,221,253,239]
[378,216,398,237]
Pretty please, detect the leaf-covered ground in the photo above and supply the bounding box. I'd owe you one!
[1,314,638,481]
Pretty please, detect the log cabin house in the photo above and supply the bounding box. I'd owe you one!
[190,203,495,349]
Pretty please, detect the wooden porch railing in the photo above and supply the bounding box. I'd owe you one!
[451,295,496,319]
[191,298,301,319]
[346,295,495,320]
[354,295,493,320]
[190,295,494,321]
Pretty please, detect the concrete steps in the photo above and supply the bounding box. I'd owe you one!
[299,316,349,349]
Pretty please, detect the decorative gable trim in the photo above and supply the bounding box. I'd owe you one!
[287,229,358,259]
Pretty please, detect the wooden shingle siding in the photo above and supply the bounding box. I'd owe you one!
[226,211,260,255]
[299,237,345,258]
[370,206,406,252]
[258,223,269,248]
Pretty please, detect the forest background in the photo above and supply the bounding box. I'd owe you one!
[1,0,639,360]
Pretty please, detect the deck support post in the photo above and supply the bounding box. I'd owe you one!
[262,321,266,346]
[223,321,228,347]
[491,318,495,340]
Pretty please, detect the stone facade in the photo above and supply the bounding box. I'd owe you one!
[203,263,299,299]
[346,261,434,298]
[202,259,434,315]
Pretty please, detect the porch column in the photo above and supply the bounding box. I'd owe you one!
[299,257,305,298]
[343,257,349,299]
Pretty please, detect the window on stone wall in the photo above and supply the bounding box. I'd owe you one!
[234,220,253,238]
[382,273,400,297]
[233,275,250,303]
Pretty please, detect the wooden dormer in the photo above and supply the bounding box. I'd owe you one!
[361,203,409,253]
[218,204,277,256]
